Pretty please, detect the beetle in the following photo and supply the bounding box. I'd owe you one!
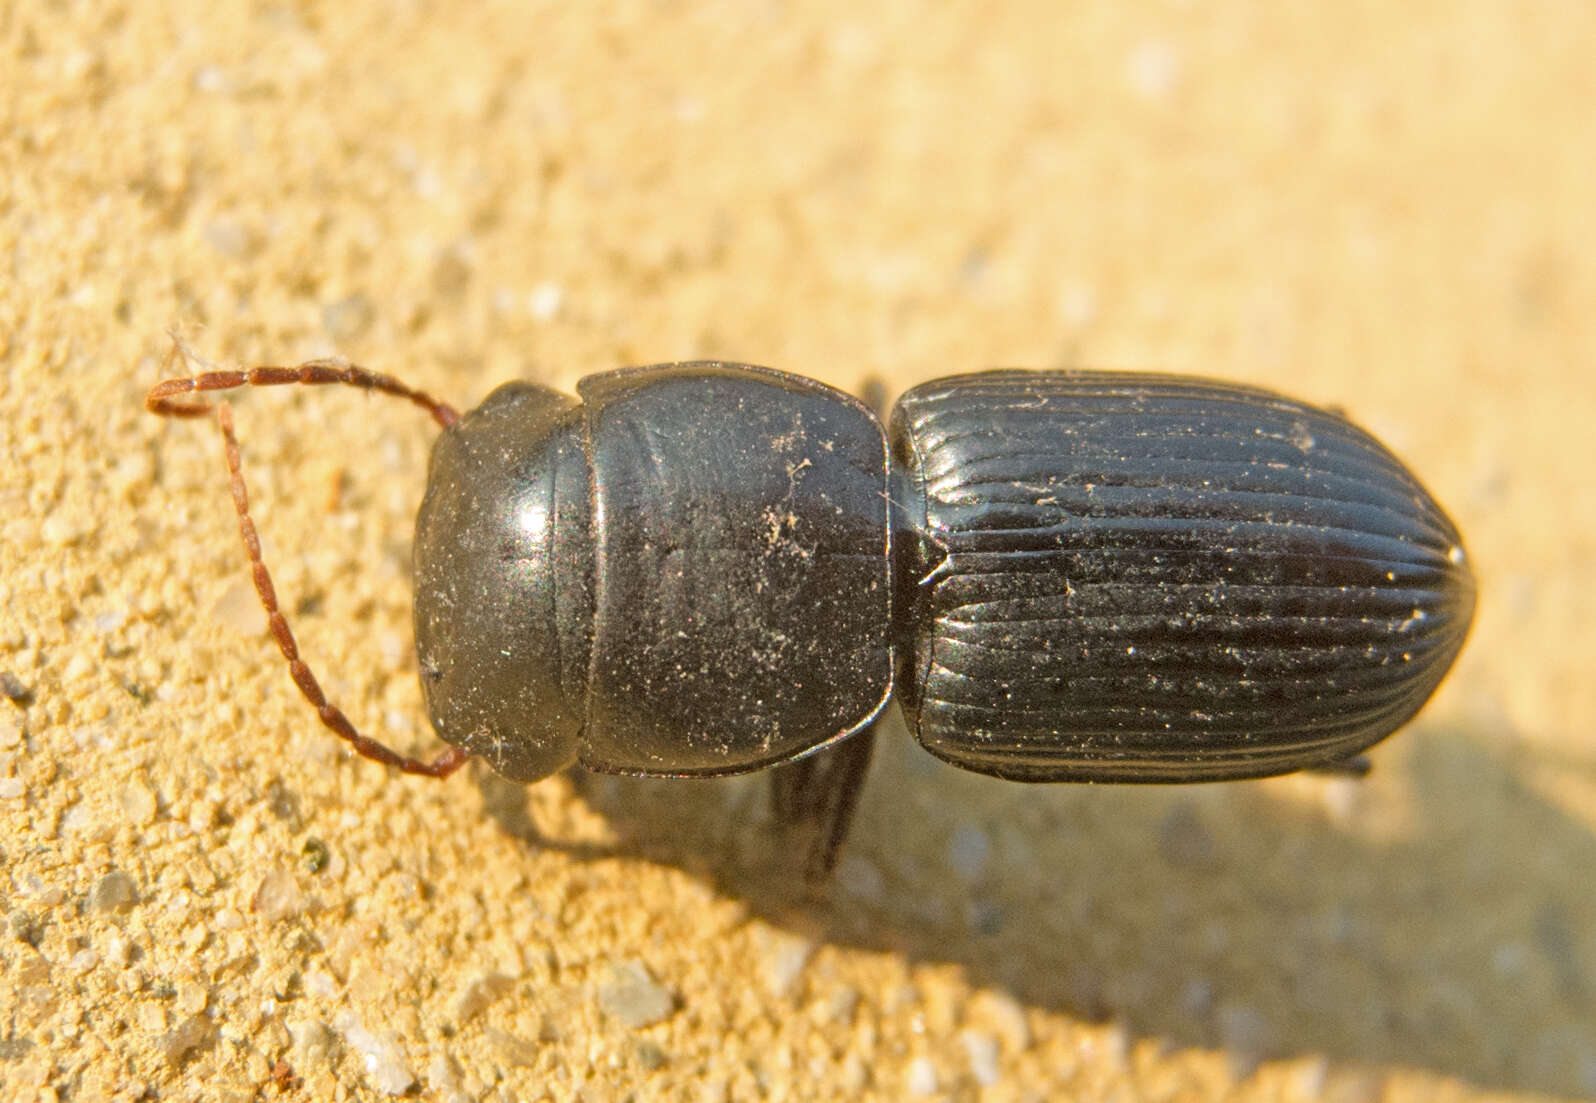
[146,339,1475,876]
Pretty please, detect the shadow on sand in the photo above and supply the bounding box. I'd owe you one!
[476,716,1596,1098]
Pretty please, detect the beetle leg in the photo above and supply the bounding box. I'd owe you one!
[769,724,878,883]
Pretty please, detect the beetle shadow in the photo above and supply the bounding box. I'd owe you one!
[477,717,1596,1098]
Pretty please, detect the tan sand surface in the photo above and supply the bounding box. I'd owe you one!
[2,2,1594,1100]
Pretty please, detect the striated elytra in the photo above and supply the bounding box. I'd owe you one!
[888,371,1473,783]
[147,351,1475,874]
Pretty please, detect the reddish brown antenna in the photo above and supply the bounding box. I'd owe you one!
[146,335,469,778]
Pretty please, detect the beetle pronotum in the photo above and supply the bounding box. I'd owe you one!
[147,338,1475,875]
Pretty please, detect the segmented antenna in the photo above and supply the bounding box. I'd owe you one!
[146,336,469,778]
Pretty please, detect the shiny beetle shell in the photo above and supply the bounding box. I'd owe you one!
[411,363,1474,784]
[888,371,1474,782]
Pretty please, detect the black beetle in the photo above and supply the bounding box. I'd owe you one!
[147,341,1475,874]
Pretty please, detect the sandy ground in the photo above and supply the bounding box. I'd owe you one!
[3,2,1594,1100]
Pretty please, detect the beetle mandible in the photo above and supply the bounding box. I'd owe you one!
[146,340,1475,875]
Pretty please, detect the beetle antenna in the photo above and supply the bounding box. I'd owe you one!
[145,335,469,779]
[146,333,461,429]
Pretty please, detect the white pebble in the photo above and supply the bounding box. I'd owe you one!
[596,960,676,1029]
[336,1012,416,1096]
[0,778,23,800]
[1292,1056,1330,1099]
[1100,1020,1131,1071]
[974,990,1030,1051]
[251,870,307,921]
[835,854,884,902]
[303,969,341,999]
[1320,776,1363,826]
[453,971,515,1023]
[816,985,859,1027]
[63,652,95,682]
[288,1018,334,1068]
[529,282,564,321]
[905,1055,939,1095]
[961,1030,1001,1086]
[947,822,992,883]
[757,929,815,1000]
[118,780,158,827]
[426,1051,463,1095]
[41,514,89,547]
[1216,1001,1277,1071]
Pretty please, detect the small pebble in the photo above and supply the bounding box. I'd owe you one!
[251,869,306,921]
[41,513,90,547]
[1320,777,1363,826]
[87,870,139,913]
[336,1012,416,1096]
[0,672,32,705]
[596,960,676,1029]
[288,1018,335,1068]
[1216,1001,1277,1076]
[905,1055,939,1095]
[634,1039,668,1071]
[176,980,209,1016]
[816,985,859,1027]
[8,911,40,945]
[19,873,64,906]
[160,1015,212,1067]
[1292,1056,1329,1099]
[961,1030,1001,1086]
[974,990,1030,1051]
[265,778,301,823]
[210,578,266,635]
[839,1051,870,1092]
[947,822,992,883]
[1320,1065,1386,1103]
[834,854,884,902]
[102,933,132,968]
[756,929,815,1000]
[485,1027,539,1067]
[63,652,94,682]
[303,969,340,1000]
[301,838,331,874]
[1100,1020,1131,1072]
[118,780,158,827]
[0,778,23,800]
[203,219,254,259]
[529,282,564,321]
[454,972,515,1023]
[427,1052,463,1095]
